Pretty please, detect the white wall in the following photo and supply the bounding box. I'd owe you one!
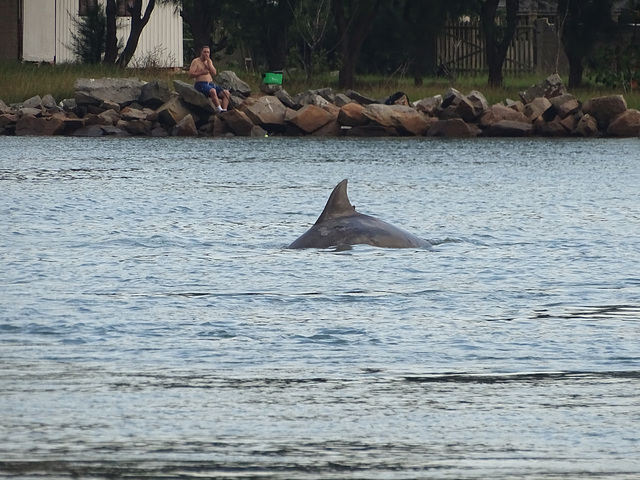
[22,0,56,62]
[22,0,183,68]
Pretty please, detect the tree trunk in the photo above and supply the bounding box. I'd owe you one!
[480,0,519,88]
[567,53,584,88]
[181,0,218,59]
[117,0,156,67]
[103,0,118,64]
[332,0,380,89]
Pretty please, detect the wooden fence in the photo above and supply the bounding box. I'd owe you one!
[436,17,539,75]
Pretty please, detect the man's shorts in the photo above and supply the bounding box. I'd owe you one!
[194,81,223,97]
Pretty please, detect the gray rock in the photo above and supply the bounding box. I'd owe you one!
[139,80,173,109]
[173,80,215,113]
[216,70,251,97]
[519,73,567,104]
[345,90,377,105]
[274,89,297,109]
[74,77,145,107]
[22,95,42,109]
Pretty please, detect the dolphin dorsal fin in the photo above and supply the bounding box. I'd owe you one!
[315,179,356,224]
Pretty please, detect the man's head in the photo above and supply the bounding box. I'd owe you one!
[199,46,211,60]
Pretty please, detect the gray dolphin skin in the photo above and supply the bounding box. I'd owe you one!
[288,179,431,249]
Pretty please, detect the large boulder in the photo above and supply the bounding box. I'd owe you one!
[156,97,195,128]
[524,97,552,122]
[345,90,377,105]
[338,102,369,127]
[362,104,399,127]
[606,109,640,137]
[455,90,489,122]
[286,104,334,133]
[583,95,628,130]
[427,118,479,137]
[519,73,567,104]
[75,77,145,107]
[414,95,442,116]
[139,80,174,109]
[15,114,65,136]
[217,70,251,97]
[173,79,216,113]
[171,114,198,136]
[222,109,255,136]
[479,104,530,127]
[242,95,287,129]
[484,119,534,137]
[572,113,600,137]
[548,94,580,119]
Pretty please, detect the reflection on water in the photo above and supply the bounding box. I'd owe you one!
[1,136,640,478]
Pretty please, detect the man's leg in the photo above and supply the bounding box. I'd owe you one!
[209,89,221,108]
[221,90,230,110]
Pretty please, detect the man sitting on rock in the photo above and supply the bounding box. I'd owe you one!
[189,46,230,113]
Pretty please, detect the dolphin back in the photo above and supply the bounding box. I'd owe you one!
[288,179,430,249]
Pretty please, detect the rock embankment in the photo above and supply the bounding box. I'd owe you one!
[1,73,639,138]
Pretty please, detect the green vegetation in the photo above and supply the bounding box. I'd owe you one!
[1,61,639,110]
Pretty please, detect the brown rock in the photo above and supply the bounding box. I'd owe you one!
[338,103,368,127]
[606,109,640,137]
[583,95,627,130]
[427,118,478,137]
[389,106,432,136]
[243,95,286,128]
[222,109,255,136]
[484,119,534,137]
[0,113,18,128]
[15,114,65,136]
[171,114,198,136]
[120,119,153,136]
[479,104,530,127]
[286,104,333,133]
[157,97,195,128]
[456,90,489,122]
[572,114,600,137]
[534,116,569,137]
[310,119,343,137]
[415,95,442,116]
[524,97,552,122]
[549,94,580,119]
[362,104,398,127]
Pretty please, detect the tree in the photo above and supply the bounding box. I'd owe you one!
[103,0,119,64]
[402,0,472,86]
[289,0,333,81]
[70,3,106,63]
[115,0,157,67]
[478,0,519,88]
[331,0,382,89]
[558,0,615,88]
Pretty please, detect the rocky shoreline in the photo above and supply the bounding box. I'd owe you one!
[1,73,639,138]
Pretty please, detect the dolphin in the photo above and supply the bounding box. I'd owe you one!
[288,179,431,249]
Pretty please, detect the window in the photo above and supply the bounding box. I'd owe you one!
[117,0,135,17]
[78,0,98,16]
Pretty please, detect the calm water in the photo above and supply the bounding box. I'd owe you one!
[1,136,639,479]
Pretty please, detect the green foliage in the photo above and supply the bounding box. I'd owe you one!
[69,4,107,63]
[588,42,640,93]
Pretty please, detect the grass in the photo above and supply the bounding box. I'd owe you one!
[1,61,639,110]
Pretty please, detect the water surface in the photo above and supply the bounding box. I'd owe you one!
[1,136,640,478]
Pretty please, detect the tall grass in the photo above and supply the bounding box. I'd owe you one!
[1,61,638,110]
